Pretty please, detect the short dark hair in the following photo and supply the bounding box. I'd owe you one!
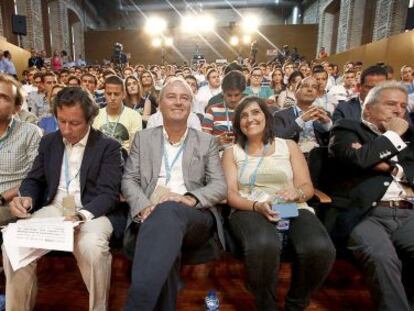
[184,75,198,90]
[222,70,246,92]
[33,72,44,82]
[288,71,304,85]
[104,75,124,90]
[232,96,275,149]
[53,87,99,124]
[67,75,81,85]
[81,73,97,85]
[224,62,242,75]
[312,65,328,77]
[59,68,70,76]
[360,65,387,85]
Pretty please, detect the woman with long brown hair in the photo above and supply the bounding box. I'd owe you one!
[124,76,155,124]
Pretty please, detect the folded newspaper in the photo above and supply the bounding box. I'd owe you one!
[2,217,81,271]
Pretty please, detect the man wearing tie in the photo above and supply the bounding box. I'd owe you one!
[122,77,227,310]
[4,87,123,311]
[328,81,414,311]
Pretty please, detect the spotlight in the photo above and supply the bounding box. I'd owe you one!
[152,37,162,47]
[230,36,239,46]
[165,37,173,46]
[145,16,167,35]
[198,15,215,32]
[181,14,215,33]
[242,35,252,44]
[242,15,260,33]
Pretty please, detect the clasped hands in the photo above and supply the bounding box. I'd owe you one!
[137,192,197,223]
[300,106,331,124]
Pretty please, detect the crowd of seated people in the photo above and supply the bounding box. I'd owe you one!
[0,47,414,311]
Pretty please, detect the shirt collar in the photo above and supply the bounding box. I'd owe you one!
[162,127,188,146]
[63,126,91,147]
[361,119,382,135]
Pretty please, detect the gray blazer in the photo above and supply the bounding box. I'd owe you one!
[122,126,228,251]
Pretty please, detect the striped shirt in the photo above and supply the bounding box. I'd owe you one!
[202,102,235,136]
[0,119,42,193]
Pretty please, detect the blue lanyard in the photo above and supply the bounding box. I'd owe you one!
[238,143,270,193]
[0,119,15,152]
[163,138,186,185]
[63,149,81,193]
[105,105,124,138]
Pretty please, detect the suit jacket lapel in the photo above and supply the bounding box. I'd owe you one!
[182,129,196,183]
[151,127,164,182]
[80,128,96,194]
[50,133,65,196]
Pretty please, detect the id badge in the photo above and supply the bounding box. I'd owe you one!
[62,195,76,217]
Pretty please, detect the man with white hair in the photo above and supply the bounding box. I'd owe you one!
[122,77,227,310]
[328,81,414,311]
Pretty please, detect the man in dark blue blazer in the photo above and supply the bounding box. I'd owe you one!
[332,65,387,123]
[328,81,414,310]
[4,87,123,311]
[273,76,332,153]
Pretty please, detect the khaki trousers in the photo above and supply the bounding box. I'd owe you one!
[2,205,113,311]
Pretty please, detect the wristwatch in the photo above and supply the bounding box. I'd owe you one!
[0,194,6,206]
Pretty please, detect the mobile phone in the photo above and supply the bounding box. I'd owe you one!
[272,203,298,219]
[402,196,414,204]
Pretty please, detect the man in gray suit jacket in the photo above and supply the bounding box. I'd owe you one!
[122,77,227,311]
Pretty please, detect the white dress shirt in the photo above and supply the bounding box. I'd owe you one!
[51,127,94,220]
[156,128,189,195]
[195,85,221,111]
[361,120,409,201]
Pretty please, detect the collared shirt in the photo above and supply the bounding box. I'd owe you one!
[51,127,94,220]
[313,92,338,114]
[195,85,222,111]
[294,104,332,153]
[156,128,188,195]
[27,91,48,118]
[361,119,408,201]
[329,84,357,102]
[0,118,42,193]
[2,58,16,75]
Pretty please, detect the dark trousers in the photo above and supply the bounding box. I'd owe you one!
[348,207,414,311]
[229,209,335,311]
[124,201,214,311]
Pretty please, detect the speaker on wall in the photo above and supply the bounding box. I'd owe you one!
[406,7,414,30]
[12,14,27,35]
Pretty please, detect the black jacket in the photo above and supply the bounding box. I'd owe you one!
[273,106,330,146]
[20,128,123,218]
[326,119,414,244]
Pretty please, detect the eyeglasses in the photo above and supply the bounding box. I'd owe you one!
[251,74,262,78]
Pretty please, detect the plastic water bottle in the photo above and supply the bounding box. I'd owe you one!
[0,294,5,311]
[205,290,220,311]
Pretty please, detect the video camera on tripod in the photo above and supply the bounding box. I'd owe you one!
[111,42,127,73]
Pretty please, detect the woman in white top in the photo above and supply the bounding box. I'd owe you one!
[222,96,335,311]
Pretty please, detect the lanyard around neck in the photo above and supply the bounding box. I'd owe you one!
[105,105,124,138]
[63,149,81,193]
[238,143,270,193]
[224,103,232,132]
[163,136,186,185]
